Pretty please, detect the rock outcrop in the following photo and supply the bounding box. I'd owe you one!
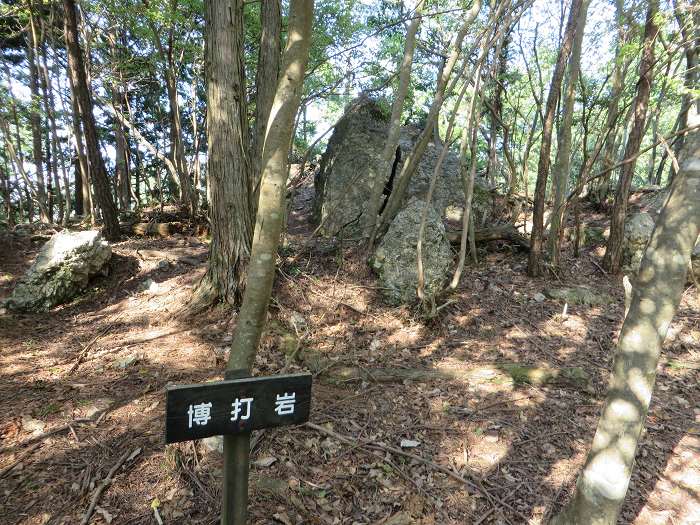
[622,210,700,280]
[313,97,493,238]
[370,199,452,305]
[6,230,112,311]
[622,212,656,272]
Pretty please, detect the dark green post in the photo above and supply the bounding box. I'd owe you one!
[221,369,250,525]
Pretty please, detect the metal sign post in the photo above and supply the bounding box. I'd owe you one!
[165,372,312,524]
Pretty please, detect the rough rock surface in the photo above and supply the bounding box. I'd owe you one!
[622,211,700,280]
[6,230,112,311]
[313,97,493,238]
[622,212,656,272]
[544,286,613,306]
[370,198,452,305]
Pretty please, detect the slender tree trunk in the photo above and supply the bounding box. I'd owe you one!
[1,157,13,227]
[27,5,49,223]
[603,0,658,273]
[63,0,120,240]
[250,0,281,194]
[365,0,424,242]
[595,0,627,204]
[194,0,255,308]
[222,5,312,523]
[487,30,509,188]
[65,64,92,220]
[371,0,483,246]
[110,28,130,212]
[228,0,313,367]
[527,0,583,277]
[552,112,700,525]
[165,69,196,214]
[547,0,590,266]
[668,0,699,181]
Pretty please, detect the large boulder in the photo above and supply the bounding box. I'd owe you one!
[622,212,656,272]
[622,211,700,280]
[6,230,112,311]
[370,198,453,305]
[313,97,493,238]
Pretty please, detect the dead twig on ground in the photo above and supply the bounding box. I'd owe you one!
[68,311,127,374]
[304,422,530,523]
[0,442,42,478]
[80,447,141,525]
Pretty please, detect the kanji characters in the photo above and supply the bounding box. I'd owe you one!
[275,392,296,415]
[231,397,254,421]
[187,402,212,428]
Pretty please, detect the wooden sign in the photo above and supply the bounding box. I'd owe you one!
[165,373,312,443]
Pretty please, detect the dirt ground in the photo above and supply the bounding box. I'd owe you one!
[1,187,699,525]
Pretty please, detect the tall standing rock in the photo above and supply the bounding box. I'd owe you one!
[313,97,493,239]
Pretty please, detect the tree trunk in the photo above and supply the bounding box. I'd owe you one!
[527,0,584,277]
[27,6,49,223]
[487,31,509,188]
[547,0,590,266]
[365,0,424,242]
[222,4,312,523]
[595,0,627,204]
[66,63,92,220]
[228,0,313,369]
[551,112,700,525]
[110,27,130,212]
[63,0,120,240]
[194,0,255,308]
[603,0,658,273]
[250,0,281,194]
[668,0,699,182]
[371,0,483,246]
[165,69,196,215]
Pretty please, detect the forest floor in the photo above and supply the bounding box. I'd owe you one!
[1,184,699,525]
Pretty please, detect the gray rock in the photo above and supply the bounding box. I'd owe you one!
[313,97,492,238]
[370,198,453,305]
[544,286,613,306]
[622,212,656,272]
[140,278,160,294]
[202,435,223,454]
[157,259,170,270]
[622,211,700,281]
[533,292,546,303]
[5,230,111,311]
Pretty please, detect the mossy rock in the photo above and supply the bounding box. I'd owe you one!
[544,286,613,306]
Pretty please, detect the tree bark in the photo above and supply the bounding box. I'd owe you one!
[551,111,700,525]
[27,4,49,223]
[228,0,313,368]
[603,0,658,273]
[547,0,590,266]
[223,4,312,524]
[194,0,255,308]
[668,0,699,181]
[370,0,483,246]
[595,0,628,204]
[250,0,282,194]
[527,0,583,277]
[365,0,424,243]
[63,0,120,240]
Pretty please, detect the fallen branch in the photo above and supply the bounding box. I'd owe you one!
[0,442,42,478]
[80,447,141,525]
[304,422,530,523]
[297,349,590,390]
[446,224,531,250]
[68,312,126,374]
[132,222,181,236]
